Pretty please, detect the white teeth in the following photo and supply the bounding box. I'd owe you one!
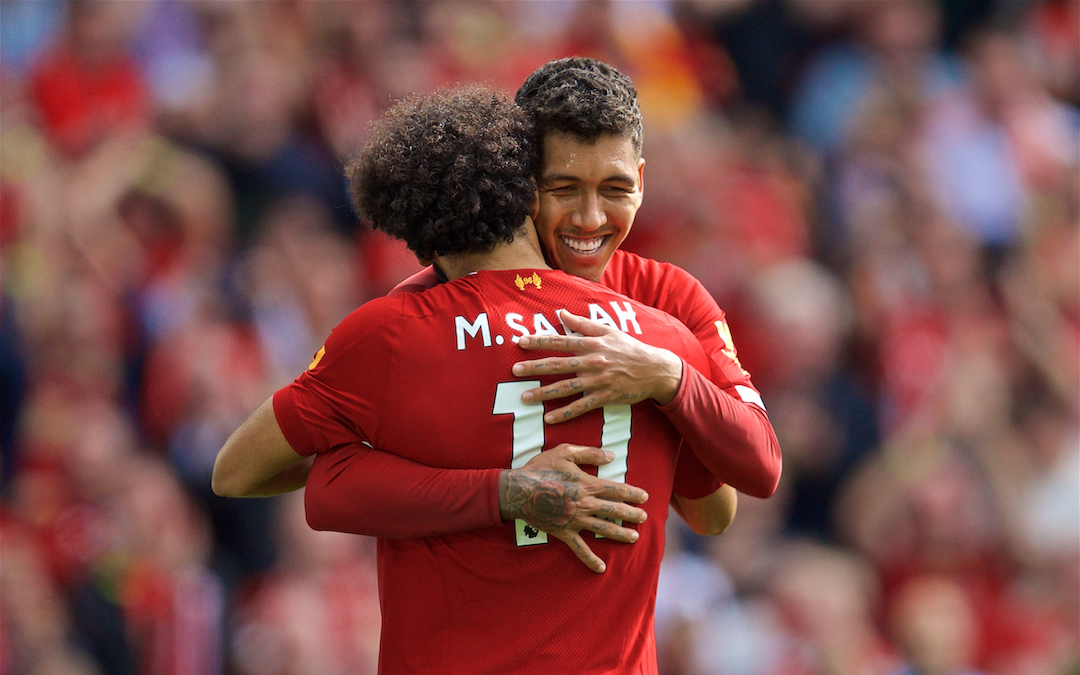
[561,236,604,254]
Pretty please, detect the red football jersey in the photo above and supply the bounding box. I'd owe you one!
[387,250,781,497]
[599,250,779,497]
[275,269,712,674]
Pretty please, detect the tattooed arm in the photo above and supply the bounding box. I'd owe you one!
[498,444,649,573]
[305,442,649,574]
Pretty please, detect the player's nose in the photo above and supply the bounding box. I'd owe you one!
[573,192,607,232]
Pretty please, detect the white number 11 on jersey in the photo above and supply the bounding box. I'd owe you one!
[493,381,631,547]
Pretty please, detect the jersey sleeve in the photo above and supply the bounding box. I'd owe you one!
[291,290,505,538]
[661,361,780,498]
[305,443,504,538]
[671,440,723,500]
[273,298,398,456]
[627,257,782,498]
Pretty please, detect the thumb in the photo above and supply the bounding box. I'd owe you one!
[560,444,614,466]
[558,309,612,337]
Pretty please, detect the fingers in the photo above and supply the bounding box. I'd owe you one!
[556,310,615,338]
[593,480,649,505]
[580,516,641,543]
[512,355,588,379]
[538,444,650,506]
[515,334,589,352]
[548,443,613,466]
[519,376,588,404]
[555,532,608,574]
[542,398,601,424]
[587,497,648,524]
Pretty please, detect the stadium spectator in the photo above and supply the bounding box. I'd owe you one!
[1,2,1075,673]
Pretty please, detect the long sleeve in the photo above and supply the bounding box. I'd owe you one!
[602,251,782,498]
[661,362,781,498]
[305,443,504,538]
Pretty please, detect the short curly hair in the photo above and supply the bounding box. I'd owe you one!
[515,57,642,158]
[346,86,537,260]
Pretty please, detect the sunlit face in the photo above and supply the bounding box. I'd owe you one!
[534,132,644,282]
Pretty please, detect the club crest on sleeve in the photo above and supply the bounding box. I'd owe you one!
[714,320,745,370]
[514,272,542,291]
[308,345,326,370]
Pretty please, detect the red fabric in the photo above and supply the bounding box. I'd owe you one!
[301,438,503,538]
[29,49,148,156]
[282,269,715,674]
[601,251,781,497]
[386,252,781,497]
[387,265,440,297]
[659,362,780,497]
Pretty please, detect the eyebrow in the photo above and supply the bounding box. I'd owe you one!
[541,172,636,184]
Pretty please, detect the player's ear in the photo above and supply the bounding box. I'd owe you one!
[530,179,540,220]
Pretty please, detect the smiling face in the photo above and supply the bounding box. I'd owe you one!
[534,132,644,282]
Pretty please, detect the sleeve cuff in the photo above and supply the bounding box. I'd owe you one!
[657,358,691,414]
[482,468,504,528]
[272,387,318,457]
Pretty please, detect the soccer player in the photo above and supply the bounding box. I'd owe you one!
[298,58,780,564]
[215,86,732,674]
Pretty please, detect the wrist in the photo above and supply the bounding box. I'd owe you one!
[652,351,684,406]
[498,469,512,521]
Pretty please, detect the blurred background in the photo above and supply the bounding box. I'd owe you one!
[0,1,1077,674]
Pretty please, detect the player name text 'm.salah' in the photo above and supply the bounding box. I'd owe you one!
[455,301,642,350]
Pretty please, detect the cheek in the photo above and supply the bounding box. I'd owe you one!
[610,207,635,234]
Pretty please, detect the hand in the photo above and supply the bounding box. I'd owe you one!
[511,310,684,423]
[499,443,649,573]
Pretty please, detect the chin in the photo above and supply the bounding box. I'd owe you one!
[572,266,605,283]
[554,250,607,282]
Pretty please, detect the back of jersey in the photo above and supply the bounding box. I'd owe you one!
[281,268,710,675]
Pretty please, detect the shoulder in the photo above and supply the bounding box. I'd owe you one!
[601,250,719,321]
[602,250,703,291]
[329,296,402,344]
[388,266,440,297]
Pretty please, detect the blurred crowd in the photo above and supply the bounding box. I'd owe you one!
[0,1,1076,674]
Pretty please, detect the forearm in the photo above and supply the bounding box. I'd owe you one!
[212,397,307,498]
[661,363,782,498]
[305,444,503,538]
[242,456,313,497]
[671,484,737,536]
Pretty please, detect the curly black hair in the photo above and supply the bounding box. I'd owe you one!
[346,86,537,260]
[515,57,642,158]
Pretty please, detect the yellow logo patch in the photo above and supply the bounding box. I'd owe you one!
[308,345,326,370]
[714,320,744,370]
[514,272,542,291]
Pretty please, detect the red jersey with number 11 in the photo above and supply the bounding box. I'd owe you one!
[274,268,711,674]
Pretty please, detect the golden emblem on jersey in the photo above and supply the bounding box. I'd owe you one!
[514,272,542,291]
[714,320,743,369]
[308,345,326,370]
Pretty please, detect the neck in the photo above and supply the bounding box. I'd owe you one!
[434,218,550,281]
